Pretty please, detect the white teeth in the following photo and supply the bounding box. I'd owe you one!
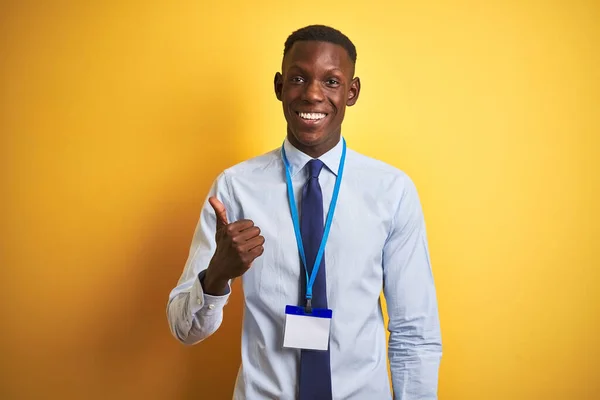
[298,112,326,120]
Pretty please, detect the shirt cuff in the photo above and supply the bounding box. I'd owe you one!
[190,270,231,316]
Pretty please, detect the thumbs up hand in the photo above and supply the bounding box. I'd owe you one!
[202,197,265,295]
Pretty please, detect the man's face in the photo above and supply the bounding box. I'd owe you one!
[274,41,360,154]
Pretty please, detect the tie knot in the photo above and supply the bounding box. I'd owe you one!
[307,159,324,178]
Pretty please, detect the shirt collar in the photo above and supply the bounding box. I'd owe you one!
[282,136,344,177]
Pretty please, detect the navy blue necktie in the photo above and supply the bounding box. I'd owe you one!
[298,159,332,400]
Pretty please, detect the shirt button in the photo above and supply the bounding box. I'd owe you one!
[197,299,202,305]
[208,304,215,310]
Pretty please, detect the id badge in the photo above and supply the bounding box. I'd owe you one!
[283,305,332,351]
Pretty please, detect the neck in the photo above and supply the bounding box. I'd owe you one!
[287,131,341,158]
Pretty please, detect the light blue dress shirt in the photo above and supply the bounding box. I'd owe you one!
[167,137,442,399]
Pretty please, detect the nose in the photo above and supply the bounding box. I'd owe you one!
[302,80,324,103]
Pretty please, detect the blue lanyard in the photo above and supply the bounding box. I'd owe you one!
[281,139,347,310]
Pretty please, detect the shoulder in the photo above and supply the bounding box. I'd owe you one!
[346,148,426,228]
[208,147,281,197]
[220,147,281,179]
[209,147,281,220]
[345,147,416,192]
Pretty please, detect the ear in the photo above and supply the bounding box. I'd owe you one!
[346,77,361,106]
[274,72,283,101]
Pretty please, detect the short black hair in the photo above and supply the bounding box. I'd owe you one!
[283,25,357,64]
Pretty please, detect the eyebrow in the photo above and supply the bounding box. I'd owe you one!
[286,64,345,75]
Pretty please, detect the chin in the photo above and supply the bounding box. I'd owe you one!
[291,129,329,146]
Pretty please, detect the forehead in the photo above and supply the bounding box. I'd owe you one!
[282,41,354,76]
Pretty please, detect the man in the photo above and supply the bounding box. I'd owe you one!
[167,25,442,399]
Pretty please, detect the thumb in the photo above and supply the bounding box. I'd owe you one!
[209,196,228,227]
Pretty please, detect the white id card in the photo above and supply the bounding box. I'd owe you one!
[283,305,332,351]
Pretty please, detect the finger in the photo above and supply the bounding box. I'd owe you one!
[240,235,265,252]
[226,219,254,234]
[249,245,265,259]
[209,196,228,227]
[232,226,261,244]
[242,245,264,266]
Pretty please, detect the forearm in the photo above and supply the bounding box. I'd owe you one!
[389,329,442,399]
[167,272,230,345]
[166,172,236,345]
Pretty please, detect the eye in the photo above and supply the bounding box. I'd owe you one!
[290,76,305,84]
[326,78,340,86]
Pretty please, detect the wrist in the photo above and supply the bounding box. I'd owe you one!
[202,267,229,296]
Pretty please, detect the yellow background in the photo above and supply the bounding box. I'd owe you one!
[1,1,598,399]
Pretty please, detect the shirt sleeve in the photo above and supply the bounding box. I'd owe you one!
[166,172,234,345]
[383,174,442,399]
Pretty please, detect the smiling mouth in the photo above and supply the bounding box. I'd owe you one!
[295,111,328,121]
